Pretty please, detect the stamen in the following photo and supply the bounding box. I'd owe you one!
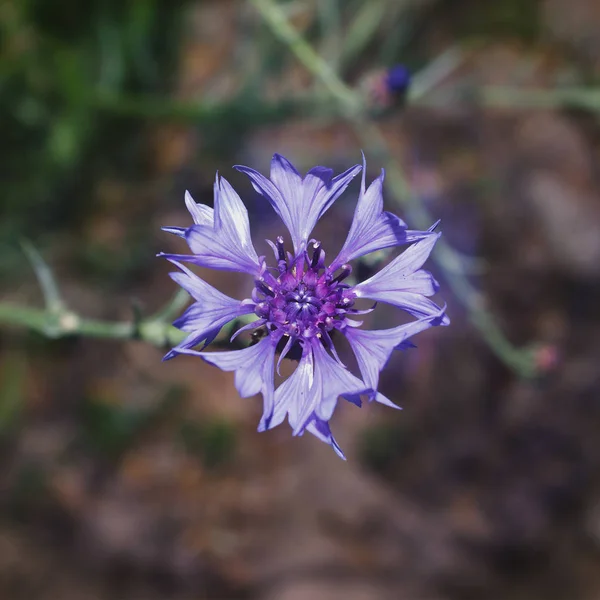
[276,236,286,262]
[252,242,357,347]
[332,264,352,284]
[256,280,275,296]
[310,241,322,269]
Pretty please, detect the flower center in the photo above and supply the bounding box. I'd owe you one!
[253,237,355,340]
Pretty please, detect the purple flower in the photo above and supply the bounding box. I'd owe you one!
[160,155,449,459]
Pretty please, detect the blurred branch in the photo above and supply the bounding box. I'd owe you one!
[0,245,250,350]
[0,302,136,341]
[338,0,387,71]
[408,47,465,101]
[0,299,255,349]
[317,0,342,75]
[20,240,64,314]
[251,0,361,115]
[252,0,537,378]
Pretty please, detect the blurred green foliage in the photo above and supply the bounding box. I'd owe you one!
[1,0,190,276]
[75,224,155,287]
[79,384,185,460]
[0,352,27,438]
[449,0,541,40]
[5,463,50,522]
[179,418,237,469]
[80,396,151,459]
[358,421,416,474]
[0,0,546,281]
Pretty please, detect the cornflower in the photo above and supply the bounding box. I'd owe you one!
[160,155,448,458]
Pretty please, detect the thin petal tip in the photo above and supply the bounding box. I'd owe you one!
[271,153,300,174]
[257,414,272,433]
[331,438,347,460]
[162,349,178,362]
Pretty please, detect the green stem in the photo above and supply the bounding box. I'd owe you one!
[0,302,184,347]
[0,304,51,334]
[20,240,64,314]
[2,239,255,350]
[0,300,257,350]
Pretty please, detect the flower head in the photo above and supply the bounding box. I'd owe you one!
[386,64,411,94]
[361,64,412,113]
[160,154,449,459]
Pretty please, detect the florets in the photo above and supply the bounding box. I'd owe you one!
[253,238,356,343]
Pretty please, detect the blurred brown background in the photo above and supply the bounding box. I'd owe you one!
[1,0,600,598]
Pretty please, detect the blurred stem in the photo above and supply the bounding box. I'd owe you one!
[317,0,342,73]
[250,0,361,115]
[313,0,342,99]
[0,243,178,346]
[253,0,537,378]
[339,0,387,71]
[0,301,252,350]
[408,46,465,101]
[0,302,182,347]
[0,244,248,350]
[20,240,64,314]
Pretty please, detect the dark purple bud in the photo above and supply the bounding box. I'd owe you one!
[386,64,411,94]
